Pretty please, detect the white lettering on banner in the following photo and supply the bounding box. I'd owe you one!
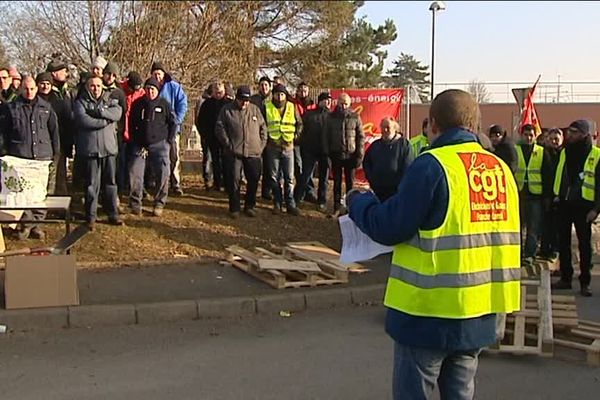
[367,93,402,103]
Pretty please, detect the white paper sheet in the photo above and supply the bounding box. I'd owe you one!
[338,215,393,263]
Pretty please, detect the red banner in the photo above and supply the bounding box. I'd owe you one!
[329,88,404,184]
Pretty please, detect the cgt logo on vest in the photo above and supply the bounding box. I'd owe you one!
[458,152,508,222]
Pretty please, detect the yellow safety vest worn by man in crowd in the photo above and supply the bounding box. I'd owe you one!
[387,142,521,318]
[265,101,296,143]
[410,134,429,156]
[553,146,600,201]
[515,144,544,195]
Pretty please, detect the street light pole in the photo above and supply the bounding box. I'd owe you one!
[429,1,446,102]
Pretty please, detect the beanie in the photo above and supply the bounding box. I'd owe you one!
[144,77,161,90]
[91,56,108,70]
[272,83,288,96]
[35,72,53,85]
[150,61,166,74]
[317,92,332,102]
[103,61,119,76]
[127,71,142,88]
[568,119,595,136]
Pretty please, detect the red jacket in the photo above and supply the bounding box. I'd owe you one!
[120,80,146,142]
[293,96,316,117]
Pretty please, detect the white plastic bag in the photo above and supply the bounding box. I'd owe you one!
[0,156,51,204]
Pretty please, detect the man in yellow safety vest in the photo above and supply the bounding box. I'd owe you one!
[409,117,429,156]
[347,89,521,399]
[551,119,600,297]
[264,83,303,215]
[514,124,552,266]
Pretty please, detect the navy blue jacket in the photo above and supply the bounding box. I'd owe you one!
[349,128,496,351]
[363,135,413,201]
[0,96,60,160]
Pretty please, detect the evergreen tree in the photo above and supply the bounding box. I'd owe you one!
[385,53,430,102]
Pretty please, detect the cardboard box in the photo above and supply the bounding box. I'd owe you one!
[4,255,79,309]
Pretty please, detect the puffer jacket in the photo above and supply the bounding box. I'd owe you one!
[159,74,188,132]
[325,106,365,160]
[73,90,122,158]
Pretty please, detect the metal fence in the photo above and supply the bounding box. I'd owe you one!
[434,81,600,104]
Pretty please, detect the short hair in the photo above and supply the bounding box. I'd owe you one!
[422,118,428,129]
[429,89,479,132]
[521,124,535,134]
[380,117,400,132]
[338,93,351,104]
[548,127,563,136]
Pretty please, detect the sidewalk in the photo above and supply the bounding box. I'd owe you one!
[0,254,392,332]
[1,253,599,332]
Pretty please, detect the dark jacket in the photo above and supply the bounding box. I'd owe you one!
[325,106,365,161]
[215,102,267,158]
[0,96,60,160]
[129,95,176,147]
[349,128,497,351]
[73,90,122,158]
[300,106,329,156]
[493,136,518,174]
[555,138,600,212]
[0,87,17,105]
[104,83,127,142]
[363,135,414,201]
[249,93,270,119]
[196,97,228,140]
[39,91,75,157]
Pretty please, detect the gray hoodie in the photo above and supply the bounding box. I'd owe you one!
[73,90,122,157]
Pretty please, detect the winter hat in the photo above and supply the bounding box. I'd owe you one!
[79,71,92,85]
[91,56,108,70]
[127,71,142,88]
[317,92,332,102]
[35,72,53,85]
[236,85,251,100]
[103,61,119,76]
[272,83,288,96]
[46,60,68,73]
[8,67,20,80]
[488,124,505,136]
[144,77,161,90]
[150,61,166,74]
[568,119,595,136]
[258,76,271,84]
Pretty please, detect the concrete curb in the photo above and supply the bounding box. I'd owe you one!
[0,284,385,332]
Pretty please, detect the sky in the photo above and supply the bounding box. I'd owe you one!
[359,1,600,86]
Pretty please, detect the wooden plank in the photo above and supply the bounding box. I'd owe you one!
[257,259,321,272]
[579,320,600,329]
[513,315,526,348]
[285,242,369,273]
[229,259,285,289]
[526,294,576,303]
[283,247,349,282]
[571,329,600,340]
[538,269,554,353]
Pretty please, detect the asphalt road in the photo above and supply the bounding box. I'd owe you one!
[1,306,599,400]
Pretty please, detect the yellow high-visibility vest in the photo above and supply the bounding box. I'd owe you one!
[384,142,521,319]
[410,135,429,156]
[553,146,600,201]
[515,144,544,195]
[265,101,296,143]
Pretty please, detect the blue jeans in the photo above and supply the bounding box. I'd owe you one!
[393,343,480,400]
[266,145,295,208]
[294,150,328,205]
[520,197,542,258]
[129,141,171,209]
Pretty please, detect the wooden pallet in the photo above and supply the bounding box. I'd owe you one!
[284,241,370,274]
[525,293,578,329]
[492,268,554,356]
[554,320,600,366]
[225,245,348,289]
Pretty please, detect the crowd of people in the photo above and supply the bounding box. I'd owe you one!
[0,58,187,234]
[0,60,596,297]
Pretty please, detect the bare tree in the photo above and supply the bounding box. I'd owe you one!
[467,80,491,103]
